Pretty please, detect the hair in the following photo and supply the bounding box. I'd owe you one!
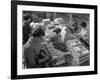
[23,14,31,21]
[80,22,87,28]
[30,27,45,38]
[53,28,61,35]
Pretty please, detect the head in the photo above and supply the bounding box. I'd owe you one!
[80,22,87,28]
[30,27,45,42]
[53,28,61,35]
[23,14,32,24]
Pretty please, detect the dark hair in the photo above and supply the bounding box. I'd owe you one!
[53,28,61,35]
[23,14,31,21]
[80,22,87,28]
[30,27,45,38]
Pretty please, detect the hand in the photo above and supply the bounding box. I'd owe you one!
[38,52,50,64]
[76,33,81,38]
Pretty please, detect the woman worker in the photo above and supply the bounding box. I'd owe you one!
[23,27,50,68]
[54,18,74,42]
[77,21,89,49]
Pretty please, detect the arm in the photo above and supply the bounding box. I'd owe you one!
[75,28,82,38]
[38,54,50,64]
[38,45,51,64]
[77,32,81,38]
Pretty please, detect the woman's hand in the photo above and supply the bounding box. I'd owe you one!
[38,51,50,64]
[38,55,50,64]
[76,33,81,38]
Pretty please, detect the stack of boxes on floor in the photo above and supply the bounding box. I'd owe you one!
[66,39,89,65]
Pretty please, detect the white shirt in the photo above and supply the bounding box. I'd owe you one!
[60,26,67,42]
[80,28,88,40]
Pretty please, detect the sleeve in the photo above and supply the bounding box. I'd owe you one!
[82,30,89,40]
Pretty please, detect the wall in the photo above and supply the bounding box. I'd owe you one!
[0,0,99,80]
